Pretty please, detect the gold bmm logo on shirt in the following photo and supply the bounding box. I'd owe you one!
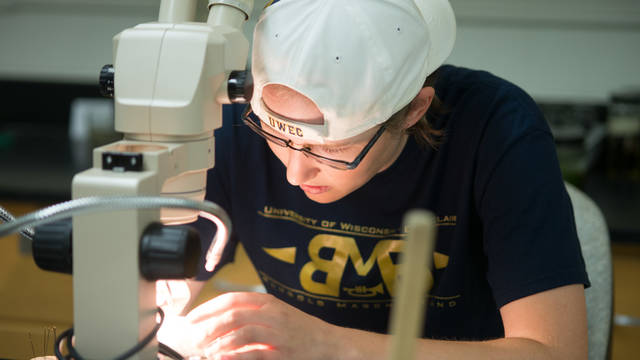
[258,206,461,310]
[268,115,304,137]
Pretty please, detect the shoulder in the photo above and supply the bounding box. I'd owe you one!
[435,65,531,103]
[435,65,548,133]
[214,104,268,162]
[434,65,551,155]
[215,104,251,145]
[208,104,269,189]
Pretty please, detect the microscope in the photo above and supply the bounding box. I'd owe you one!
[70,0,254,358]
[0,0,441,358]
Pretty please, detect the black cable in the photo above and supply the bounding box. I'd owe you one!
[54,328,73,360]
[54,307,166,360]
[159,342,185,360]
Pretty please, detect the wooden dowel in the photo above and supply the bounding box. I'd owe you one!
[387,209,437,360]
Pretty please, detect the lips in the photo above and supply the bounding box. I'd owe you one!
[300,184,329,194]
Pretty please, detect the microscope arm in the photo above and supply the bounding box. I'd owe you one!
[71,1,255,358]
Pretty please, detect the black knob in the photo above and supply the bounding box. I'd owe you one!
[139,222,201,280]
[227,70,253,103]
[99,64,115,98]
[32,219,73,274]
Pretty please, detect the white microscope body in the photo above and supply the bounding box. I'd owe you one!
[71,0,253,357]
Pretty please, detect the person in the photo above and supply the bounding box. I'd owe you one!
[168,0,590,358]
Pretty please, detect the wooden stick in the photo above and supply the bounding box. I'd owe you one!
[53,326,57,354]
[387,210,436,360]
[28,331,36,358]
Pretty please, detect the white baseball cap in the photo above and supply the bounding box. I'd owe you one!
[250,0,456,143]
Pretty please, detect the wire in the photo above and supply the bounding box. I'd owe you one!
[0,196,231,271]
[0,205,34,240]
[159,342,185,360]
[54,307,167,360]
[54,328,73,360]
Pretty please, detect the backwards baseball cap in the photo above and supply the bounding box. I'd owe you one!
[251,0,456,143]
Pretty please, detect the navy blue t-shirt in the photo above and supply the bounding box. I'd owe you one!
[194,65,589,340]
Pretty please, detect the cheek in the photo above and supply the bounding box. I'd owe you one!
[358,134,403,174]
[266,142,289,164]
[325,167,376,191]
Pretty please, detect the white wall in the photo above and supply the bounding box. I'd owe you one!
[448,0,640,103]
[0,0,160,82]
[0,0,639,102]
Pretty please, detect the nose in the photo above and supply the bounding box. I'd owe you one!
[285,150,319,186]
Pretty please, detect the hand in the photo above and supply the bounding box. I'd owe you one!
[186,292,343,360]
[157,315,203,357]
[155,280,198,356]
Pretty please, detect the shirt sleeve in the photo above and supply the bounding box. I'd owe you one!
[475,87,590,308]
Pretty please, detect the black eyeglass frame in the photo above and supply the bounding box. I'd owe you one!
[242,105,387,170]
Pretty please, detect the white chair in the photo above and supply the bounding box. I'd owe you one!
[565,182,613,360]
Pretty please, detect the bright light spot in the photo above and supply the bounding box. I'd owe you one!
[236,344,273,352]
[156,280,191,317]
[157,315,203,357]
[204,343,273,358]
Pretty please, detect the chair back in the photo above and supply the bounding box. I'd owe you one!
[566,182,613,360]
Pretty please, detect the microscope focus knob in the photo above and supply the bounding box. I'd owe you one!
[228,70,253,103]
[32,219,73,274]
[99,64,115,98]
[139,223,201,280]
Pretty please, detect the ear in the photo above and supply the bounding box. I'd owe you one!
[403,86,435,130]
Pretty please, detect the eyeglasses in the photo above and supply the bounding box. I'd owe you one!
[242,105,387,170]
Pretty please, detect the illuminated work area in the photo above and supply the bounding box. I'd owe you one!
[1,0,640,359]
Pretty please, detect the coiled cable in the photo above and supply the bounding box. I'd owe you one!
[54,307,167,360]
[0,204,34,240]
[0,196,231,272]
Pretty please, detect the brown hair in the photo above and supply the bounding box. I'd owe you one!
[384,69,445,148]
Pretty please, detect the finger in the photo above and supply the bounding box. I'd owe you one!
[188,292,273,323]
[211,348,279,360]
[156,280,171,307]
[204,325,277,356]
[194,306,276,346]
[166,280,192,314]
[166,280,191,301]
[157,280,192,316]
[207,343,279,360]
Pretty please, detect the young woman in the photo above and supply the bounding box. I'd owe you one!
[179,0,589,358]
